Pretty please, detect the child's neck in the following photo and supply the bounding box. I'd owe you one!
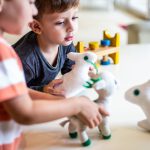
[37,35,59,53]
[37,35,59,66]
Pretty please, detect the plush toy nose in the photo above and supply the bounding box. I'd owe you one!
[89,66,94,71]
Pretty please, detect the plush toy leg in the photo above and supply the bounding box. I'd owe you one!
[98,116,111,139]
[70,117,91,146]
[76,119,91,146]
[79,130,91,146]
[68,121,78,138]
[138,119,150,131]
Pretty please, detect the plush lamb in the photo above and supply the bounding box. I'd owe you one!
[125,80,150,131]
[60,51,118,146]
[89,70,118,139]
[60,51,98,98]
[59,51,98,146]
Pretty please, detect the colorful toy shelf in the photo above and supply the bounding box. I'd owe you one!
[75,30,120,65]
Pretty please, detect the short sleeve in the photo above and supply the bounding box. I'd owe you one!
[0,38,27,101]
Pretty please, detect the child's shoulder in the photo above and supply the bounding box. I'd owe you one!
[13,31,36,49]
[0,37,15,59]
[13,31,37,59]
[0,36,10,47]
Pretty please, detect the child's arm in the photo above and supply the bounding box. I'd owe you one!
[28,88,64,100]
[3,94,108,128]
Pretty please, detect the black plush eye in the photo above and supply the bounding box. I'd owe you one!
[133,89,140,96]
[84,56,88,61]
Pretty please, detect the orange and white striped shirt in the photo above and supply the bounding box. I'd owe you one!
[0,37,27,150]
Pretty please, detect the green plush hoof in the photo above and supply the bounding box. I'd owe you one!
[102,134,111,140]
[82,139,91,147]
[69,132,78,139]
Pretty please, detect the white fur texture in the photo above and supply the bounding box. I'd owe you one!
[60,51,97,98]
[125,80,150,130]
[93,71,118,137]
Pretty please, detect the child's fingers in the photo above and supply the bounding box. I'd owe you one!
[98,104,109,116]
[52,79,63,84]
[53,79,63,87]
[48,87,65,96]
[77,115,93,128]
[52,90,65,96]
[77,114,101,129]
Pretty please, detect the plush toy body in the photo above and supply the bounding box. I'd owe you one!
[90,71,118,139]
[125,80,150,131]
[60,52,118,146]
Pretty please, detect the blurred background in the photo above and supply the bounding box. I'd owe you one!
[11,1,150,149]
[4,0,150,45]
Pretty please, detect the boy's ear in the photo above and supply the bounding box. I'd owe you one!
[29,19,42,35]
[0,0,4,12]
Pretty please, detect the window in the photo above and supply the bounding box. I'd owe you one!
[80,0,115,10]
[115,0,150,19]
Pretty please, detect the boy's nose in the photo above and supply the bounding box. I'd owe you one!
[33,5,38,16]
[67,21,74,32]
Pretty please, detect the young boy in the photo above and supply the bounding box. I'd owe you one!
[13,0,80,95]
[0,0,108,149]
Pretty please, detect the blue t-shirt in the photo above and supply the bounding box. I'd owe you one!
[13,31,76,91]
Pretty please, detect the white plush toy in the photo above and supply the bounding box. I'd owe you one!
[59,51,98,146]
[60,51,118,146]
[125,80,150,131]
[89,70,118,139]
[59,51,98,98]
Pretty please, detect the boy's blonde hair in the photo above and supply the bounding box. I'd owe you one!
[34,0,79,20]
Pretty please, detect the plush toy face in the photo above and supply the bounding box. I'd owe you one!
[125,80,150,106]
[61,51,98,98]
[67,51,97,66]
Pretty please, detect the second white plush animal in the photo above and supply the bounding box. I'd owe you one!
[125,80,150,131]
[89,70,118,139]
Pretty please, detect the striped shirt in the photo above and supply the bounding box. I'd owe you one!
[0,37,27,150]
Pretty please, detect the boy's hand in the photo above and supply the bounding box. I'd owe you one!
[43,79,65,96]
[76,97,109,129]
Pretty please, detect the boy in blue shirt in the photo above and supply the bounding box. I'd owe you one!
[14,0,79,96]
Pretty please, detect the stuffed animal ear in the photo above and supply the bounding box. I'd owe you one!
[67,52,79,61]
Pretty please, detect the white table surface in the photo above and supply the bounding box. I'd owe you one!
[23,44,150,150]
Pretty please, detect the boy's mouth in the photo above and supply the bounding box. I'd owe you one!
[65,36,74,41]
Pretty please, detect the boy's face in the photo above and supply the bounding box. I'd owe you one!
[38,7,79,46]
[1,0,37,34]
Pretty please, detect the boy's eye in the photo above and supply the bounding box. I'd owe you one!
[72,16,79,20]
[55,22,64,25]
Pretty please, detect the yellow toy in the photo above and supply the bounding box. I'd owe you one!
[89,42,99,50]
[75,30,120,65]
